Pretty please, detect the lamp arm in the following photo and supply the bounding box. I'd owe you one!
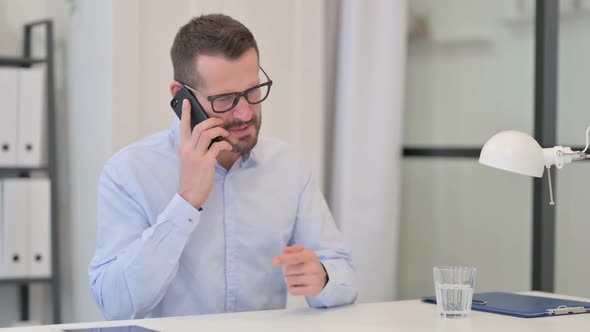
[558,151,588,160]
[540,148,587,206]
[543,126,590,166]
[543,147,588,168]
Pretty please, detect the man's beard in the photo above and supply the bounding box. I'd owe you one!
[222,113,261,155]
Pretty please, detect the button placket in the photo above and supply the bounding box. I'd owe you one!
[223,173,237,312]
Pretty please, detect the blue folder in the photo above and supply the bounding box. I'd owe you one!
[422,292,590,318]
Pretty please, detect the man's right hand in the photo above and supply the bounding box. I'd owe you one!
[178,99,233,209]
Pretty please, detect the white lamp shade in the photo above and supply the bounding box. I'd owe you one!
[479,131,545,178]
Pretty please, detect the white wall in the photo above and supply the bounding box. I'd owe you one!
[399,0,535,299]
[404,0,534,147]
[399,160,532,299]
[554,4,590,298]
[330,0,406,303]
[66,0,113,323]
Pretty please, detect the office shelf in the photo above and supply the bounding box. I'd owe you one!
[0,57,46,67]
[0,278,52,286]
[0,167,48,174]
[0,20,61,324]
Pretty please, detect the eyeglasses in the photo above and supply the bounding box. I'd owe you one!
[183,67,273,113]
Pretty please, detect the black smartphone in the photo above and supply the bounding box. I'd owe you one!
[62,326,158,332]
[170,85,223,145]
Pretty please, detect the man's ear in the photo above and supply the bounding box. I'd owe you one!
[170,81,183,97]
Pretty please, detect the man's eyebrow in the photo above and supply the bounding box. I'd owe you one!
[209,80,264,96]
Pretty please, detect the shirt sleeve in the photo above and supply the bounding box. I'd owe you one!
[89,164,201,320]
[289,171,358,308]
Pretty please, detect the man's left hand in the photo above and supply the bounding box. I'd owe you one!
[272,245,328,297]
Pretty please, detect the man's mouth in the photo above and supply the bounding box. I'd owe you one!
[231,124,250,131]
[228,123,253,135]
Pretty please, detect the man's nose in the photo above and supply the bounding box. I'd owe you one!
[231,96,253,122]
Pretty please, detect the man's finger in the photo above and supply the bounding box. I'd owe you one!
[282,263,306,276]
[272,257,281,266]
[180,99,191,145]
[205,141,233,159]
[288,285,314,296]
[191,117,225,145]
[196,127,229,154]
[274,252,308,266]
[283,245,305,254]
[273,246,305,266]
[285,274,310,287]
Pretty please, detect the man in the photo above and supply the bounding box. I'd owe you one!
[89,14,357,320]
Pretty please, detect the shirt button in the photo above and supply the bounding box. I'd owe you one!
[227,218,233,225]
[168,259,175,265]
[228,304,235,312]
[228,261,233,270]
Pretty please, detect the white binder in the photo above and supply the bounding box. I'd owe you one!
[0,68,19,166]
[16,68,46,167]
[28,178,51,277]
[0,179,30,278]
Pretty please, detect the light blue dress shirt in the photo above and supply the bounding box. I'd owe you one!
[89,120,357,320]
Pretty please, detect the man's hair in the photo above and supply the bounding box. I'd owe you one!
[170,14,259,88]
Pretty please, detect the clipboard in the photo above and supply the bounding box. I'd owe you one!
[422,292,590,318]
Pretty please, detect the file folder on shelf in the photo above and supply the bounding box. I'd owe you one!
[29,178,51,278]
[423,292,590,318]
[0,179,30,278]
[17,67,46,167]
[0,68,19,166]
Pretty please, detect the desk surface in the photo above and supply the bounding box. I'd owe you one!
[4,292,590,331]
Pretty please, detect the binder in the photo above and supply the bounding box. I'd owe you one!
[0,179,30,278]
[423,292,590,318]
[0,68,19,166]
[28,178,51,277]
[16,67,46,167]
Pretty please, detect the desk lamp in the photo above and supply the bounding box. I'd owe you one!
[479,126,590,205]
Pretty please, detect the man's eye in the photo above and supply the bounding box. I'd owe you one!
[217,96,234,102]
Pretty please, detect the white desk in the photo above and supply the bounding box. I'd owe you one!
[4,292,590,331]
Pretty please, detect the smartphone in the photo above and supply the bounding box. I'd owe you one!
[170,85,223,145]
[62,326,158,332]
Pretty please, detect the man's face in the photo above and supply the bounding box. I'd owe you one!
[193,48,262,155]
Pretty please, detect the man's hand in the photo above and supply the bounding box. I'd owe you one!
[272,245,328,297]
[178,99,233,208]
